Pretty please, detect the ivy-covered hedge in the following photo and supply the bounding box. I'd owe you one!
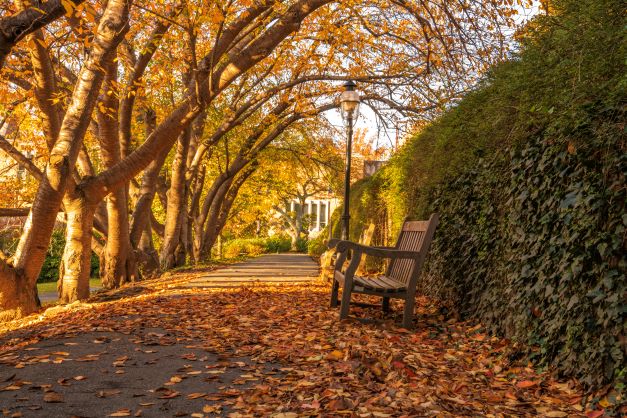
[346,0,625,390]
[423,132,625,388]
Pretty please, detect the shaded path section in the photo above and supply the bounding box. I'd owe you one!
[184,253,319,288]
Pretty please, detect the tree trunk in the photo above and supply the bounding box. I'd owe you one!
[159,127,191,269]
[200,178,234,259]
[193,173,232,261]
[203,164,257,255]
[97,56,138,288]
[137,218,159,277]
[102,188,137,288]
[0,263,38,321]
[187,165,205,264]
[58,197,96,303]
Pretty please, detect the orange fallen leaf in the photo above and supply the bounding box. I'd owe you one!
[158,390,180,399]
[109,409,131,417]
[203,405,220,413]
[43,392,64,403]
[516,380,537,389]
[326,350,343,361]
[545,411,568,417]
[585,411,605,418]
[97,389,122,398]
[187,392,206,399]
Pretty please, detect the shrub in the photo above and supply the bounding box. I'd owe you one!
[295,237,308,253]
[265,235,292,253]
[307,236,327,258]
[222,236,293,258]
[38,230,65,282]
[1,228,100,282]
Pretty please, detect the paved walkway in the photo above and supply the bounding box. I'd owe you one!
[184,253,319,288]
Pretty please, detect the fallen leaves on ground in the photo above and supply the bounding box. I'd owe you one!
[0,269,620,417]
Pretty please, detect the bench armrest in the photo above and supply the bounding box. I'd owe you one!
[335,240,419,259]
[325,238,341,249]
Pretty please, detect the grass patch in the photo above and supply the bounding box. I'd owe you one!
[37,278,101,295]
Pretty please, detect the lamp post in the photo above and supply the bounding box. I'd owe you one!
[339,80,360,240]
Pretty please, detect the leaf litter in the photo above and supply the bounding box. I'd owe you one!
[0,267,619,417]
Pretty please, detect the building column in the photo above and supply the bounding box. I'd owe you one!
[327,200,331,227]
[316,200,321,230]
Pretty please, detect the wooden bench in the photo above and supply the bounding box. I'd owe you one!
[329,214,439,328]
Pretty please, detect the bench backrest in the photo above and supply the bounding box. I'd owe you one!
[386,213,439,286]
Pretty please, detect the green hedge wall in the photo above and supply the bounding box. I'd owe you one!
[422,132,625,388]
[346,0,625,389]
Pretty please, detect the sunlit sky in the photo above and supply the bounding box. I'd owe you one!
[322,2,541,157]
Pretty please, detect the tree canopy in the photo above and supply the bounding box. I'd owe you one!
[0,0,521,320]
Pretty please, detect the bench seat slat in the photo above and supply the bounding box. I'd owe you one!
[354,275,406,293]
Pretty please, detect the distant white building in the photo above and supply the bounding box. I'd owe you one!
[285,196,340,237]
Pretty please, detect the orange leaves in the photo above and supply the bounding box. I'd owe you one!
[0,268,600,417]
[108,409,132,417]
[516,380,538,389]
[156,388,180,399]
[96,389,122,398]
[325,349,344,361]
[43,391,64,403]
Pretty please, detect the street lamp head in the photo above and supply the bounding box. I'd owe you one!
[340,80,360,125]
[343,80,357,91]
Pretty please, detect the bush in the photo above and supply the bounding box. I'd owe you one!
[307,236,327,258]
[1,228,100,282]
[222,236,292,258]
[295,237,308,253]
[264,235,292,253]
[38,230,65,282]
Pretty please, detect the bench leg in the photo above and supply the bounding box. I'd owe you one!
[402,296,415,329]
[339,286,352,320]
[382,297,390,313]
[330,280,339,307]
